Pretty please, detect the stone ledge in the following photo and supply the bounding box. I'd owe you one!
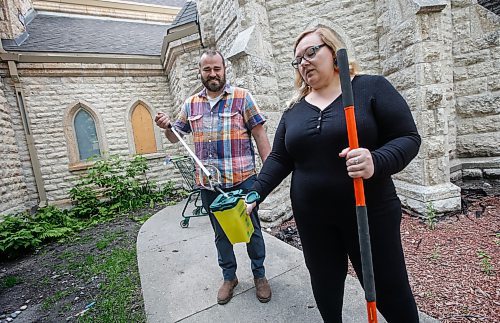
[450,156,500,173]
[395,180,462,214]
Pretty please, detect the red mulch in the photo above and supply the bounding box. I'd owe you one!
[271,194,499,322]
[401,195,499,322]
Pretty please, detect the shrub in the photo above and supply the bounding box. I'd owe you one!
[1,155,177,259]
[0,206,77,258]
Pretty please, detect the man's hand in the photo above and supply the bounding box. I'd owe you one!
[155,112,171,129]
[155,112,179,143]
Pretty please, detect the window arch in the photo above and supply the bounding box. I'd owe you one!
[74,108,101,160]
[131,103,157,154]
[63,101,107,170]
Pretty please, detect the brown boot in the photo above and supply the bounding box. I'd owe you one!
[254,277,271,303]
[217,278,238,305]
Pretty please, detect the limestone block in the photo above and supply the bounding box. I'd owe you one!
[395,157,425,185]
[386,20,418,56]
[487,74,500,91]
[457,115,500,134]
[450,169,462,181]
[418,12,444,42]
[395,180,461,214]
[451,0,477,8]
[454,76,489,96]
[258,176,292,225]
[455,94,500,116]
[457,132,500,157]
[453,66,468,81]
[382,54,403,76]
[400,88,419,111]
[462,169,483,179]
[424,84,445,107]
[484,169,500,179]
[424,157,449,185]
[420,109,447,136]
[386,67,417,91]
[424,136,447,158]
[467,61,495,79]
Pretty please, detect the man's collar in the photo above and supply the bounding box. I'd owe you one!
[199,83,232,98]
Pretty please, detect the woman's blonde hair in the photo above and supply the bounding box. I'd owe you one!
[289,26,361,106]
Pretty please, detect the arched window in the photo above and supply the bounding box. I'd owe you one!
[74,108,101,160]
[131,103,157,154]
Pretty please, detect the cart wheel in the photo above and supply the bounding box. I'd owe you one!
[180,219,189,228]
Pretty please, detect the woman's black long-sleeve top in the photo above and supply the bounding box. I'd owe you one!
[252,75,421,214]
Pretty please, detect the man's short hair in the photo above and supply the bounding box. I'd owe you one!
[199,49,226,67]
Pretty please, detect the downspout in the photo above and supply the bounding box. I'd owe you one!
[196,14,204,48]
[6,59,48,207]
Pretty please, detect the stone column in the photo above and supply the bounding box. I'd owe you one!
[377,0,461,214]
[196,0,216,48]
[224,0,290,226]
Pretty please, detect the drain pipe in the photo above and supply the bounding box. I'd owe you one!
[6,59,48,207]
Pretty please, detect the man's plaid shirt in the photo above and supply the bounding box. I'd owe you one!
[173,84,266,189]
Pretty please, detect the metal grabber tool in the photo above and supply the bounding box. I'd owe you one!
[167,124,228,198]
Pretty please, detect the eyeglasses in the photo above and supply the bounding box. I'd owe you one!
[291,44,327,69]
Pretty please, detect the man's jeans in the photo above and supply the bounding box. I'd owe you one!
[200,175,266,281]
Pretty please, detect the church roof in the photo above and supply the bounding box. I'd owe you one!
[167,0,198,33]
[2,13,169,56]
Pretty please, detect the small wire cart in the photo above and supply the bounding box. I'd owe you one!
[170,156,208,228]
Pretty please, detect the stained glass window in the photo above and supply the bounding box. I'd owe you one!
[74,109,101,161]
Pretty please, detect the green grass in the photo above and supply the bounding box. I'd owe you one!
[58,251,75,260]
[132,213,152,225]
[42,289,74,310]
[0,275,22,289]
[78,248,145,322]
[95,231,123,251]
[39,276,51,287]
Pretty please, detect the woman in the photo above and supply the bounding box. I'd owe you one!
[247,26,421,322]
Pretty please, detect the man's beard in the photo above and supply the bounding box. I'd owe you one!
[202,75,226,92]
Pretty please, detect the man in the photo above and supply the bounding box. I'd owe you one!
[155,50,272,305]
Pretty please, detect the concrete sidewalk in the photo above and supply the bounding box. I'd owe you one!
[137,201,439,323]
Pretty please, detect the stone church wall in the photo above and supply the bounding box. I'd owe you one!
[192,0,499,219]
[266,0,380,104]
[2,0,499,219]
[1,63,182,208]
[451,1,500,162]
[0,76,31,214]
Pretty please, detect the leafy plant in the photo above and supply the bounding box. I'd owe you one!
[477,250,494,275]
[1,154,179,259]
[425,202,437,230]
[70,155,175,219]
[0,206,79,258]
[132,213,152,225]
[429,245,441,261]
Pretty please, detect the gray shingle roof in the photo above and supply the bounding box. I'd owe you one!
[167,0,197,33]
[478,0,500,15]
[2,13,169,55]
[126,0,186,7]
